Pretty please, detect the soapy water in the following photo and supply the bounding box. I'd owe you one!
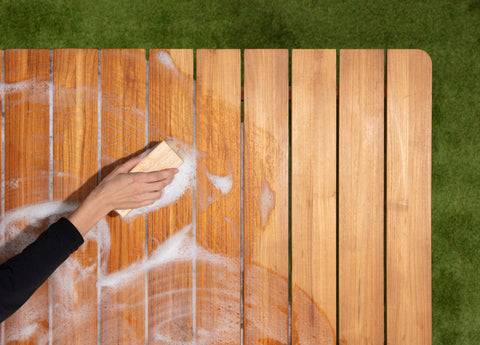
[259,179,275,228]
[0,201,334,345]
[206,171,233,195]
[156,51,181,77]
[0,79,51,109]
[124,139,197,220]
[0,57,334,343]
[1,78,144,122]
[0,201,110,345]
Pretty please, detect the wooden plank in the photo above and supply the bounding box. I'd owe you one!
[195,49,241,344]
[51,49,98,345]
[100,49,146,345]
[244,49,289,344]
[3,49,51,345]
[386,50,432,345]
[339,49,384,345]
[147,49,195,343]
[291,49,337,344]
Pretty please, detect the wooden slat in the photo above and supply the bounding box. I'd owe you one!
[196,49,241,344]
[339,50,384,344]
[244,49,289,344]
[3,49,51,345]
[339,49,384,345]
[51,49,98,345]
[100,49,146,345]
[387,50,432,345]
[147,49,194,343]
[291,49,337,344]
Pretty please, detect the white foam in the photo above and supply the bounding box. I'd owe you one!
[0,79,52,108]
[4,304,48,344]
[0,201,78,239]
[260,180,275,228]
[0,200,111,265]
[124,141,197,219]
[0,200,335,344]
[97,224,224,288]
[0,201,110,345]
[6,178,20,189]
[0,69,335,343]
[206,171,233,195]
[0,79,49,95]
[156,51,180,76]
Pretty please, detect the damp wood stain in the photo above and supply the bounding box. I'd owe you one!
[1,58,334,344]
[260,178,275,229]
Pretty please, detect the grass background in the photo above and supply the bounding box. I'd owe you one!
[0,0,479,343]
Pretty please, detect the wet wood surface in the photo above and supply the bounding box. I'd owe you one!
[0,49,431,345]
[196,49,242,344]
[244,49,289,345]
[4,49,51,345]
[52,48,99,345]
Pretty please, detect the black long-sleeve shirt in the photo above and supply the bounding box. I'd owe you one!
[0,217,84,322]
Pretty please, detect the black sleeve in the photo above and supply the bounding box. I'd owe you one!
[0,217,84,322]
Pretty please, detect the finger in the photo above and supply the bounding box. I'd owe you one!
[132,198,156,209]
[146,176,175,192]
[143,168,179,183]
[145,190,164,201]
[117,155,143,174]
[135,191,164,208]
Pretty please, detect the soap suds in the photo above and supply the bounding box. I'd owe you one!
[0,201,78,263]
[97,224,224,288]
[196,160,235,212]
[0,79,51,95]
[260,179,275,228]
[0,200,333,345]
[6,178,20,190]
[157,51,181,76]
[0,64,335,344]
[0,79,52,110]
[124,140,197,219]
[206,171,233,195]
[0,201,109,344]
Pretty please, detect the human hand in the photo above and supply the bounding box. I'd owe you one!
[93,155,179,211]
[68,155,178,236]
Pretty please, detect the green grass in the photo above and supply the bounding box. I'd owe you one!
[1,0,479,343]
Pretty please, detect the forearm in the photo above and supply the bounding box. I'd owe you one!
[67,190,111,237]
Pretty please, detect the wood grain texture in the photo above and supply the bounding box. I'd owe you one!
[3,49,51,345]
[244,49,289,345]
[196,49,241,344]
[0,48,433,345]
[387,50,432,345]
[339,49,384,345]
[147,49,195,344]
[100,49,146,345]
[291,49,337,344]
[51,49,98,345]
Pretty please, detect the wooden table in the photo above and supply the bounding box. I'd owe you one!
[0,49,431,345]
